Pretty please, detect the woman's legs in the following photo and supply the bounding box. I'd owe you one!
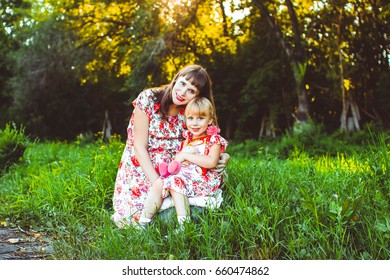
[139,180,164,226]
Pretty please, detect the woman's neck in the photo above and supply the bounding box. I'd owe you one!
[168,104,183,116]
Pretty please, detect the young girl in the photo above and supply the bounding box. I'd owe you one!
[139,97,228,229]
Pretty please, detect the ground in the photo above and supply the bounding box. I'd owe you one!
[0,226,53,260]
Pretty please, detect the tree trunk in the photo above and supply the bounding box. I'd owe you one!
[340,96,361,132]
[225,113,233,139]
[253,0,309,123]
[102,109,112,142]
[217,0,229,37]
[338,7,348,131]
[296,81,309,123]
[258,114,266,140]
[337,6,360,132]
[350,97,361,131]
[259,111,277,139]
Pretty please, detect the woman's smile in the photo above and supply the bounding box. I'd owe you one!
[172,76,199,105]
[175,92,185,102]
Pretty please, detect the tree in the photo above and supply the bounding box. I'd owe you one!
[252,0,310,124]
[306,0,389,131]
[349,0,390,127]
[3,0,389,140]
[0,0,31,126]
[9,18,104,139]
[336,1,360,132]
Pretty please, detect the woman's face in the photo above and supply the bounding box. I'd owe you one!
[172,76,199,106]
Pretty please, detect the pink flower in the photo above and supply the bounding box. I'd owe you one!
[206,125,220,136]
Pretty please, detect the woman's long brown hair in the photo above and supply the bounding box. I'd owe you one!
[153,64,215,119]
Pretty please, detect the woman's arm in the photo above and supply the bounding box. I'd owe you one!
[133,107,160,184]
[175,144,221,169]
[215,152,230,172]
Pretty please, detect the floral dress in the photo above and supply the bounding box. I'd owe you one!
[111,89,186,227]
[162,134,228,200]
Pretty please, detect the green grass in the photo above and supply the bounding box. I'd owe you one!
[0,132,388,260]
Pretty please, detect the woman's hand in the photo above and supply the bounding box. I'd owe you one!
[182,146,196,154]
[215,152,230,172]
[174,151,187,163]
[152,177,164,189]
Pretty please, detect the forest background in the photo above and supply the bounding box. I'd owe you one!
[1,0,389,141]
[0,0,389,260]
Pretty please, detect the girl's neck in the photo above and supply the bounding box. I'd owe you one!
[192,133,208,139]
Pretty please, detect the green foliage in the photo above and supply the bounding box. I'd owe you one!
[0,122,30,173]
[274,121,334,158]
[373,71,390,126]
[74,131,98,146]
[226,139,264,158]
[258,123,389,159]
[1,0,389,142]
[7,18,110,140]
[0,136,124,230]
[0,132,388,259]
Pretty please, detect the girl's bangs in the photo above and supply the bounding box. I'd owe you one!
[185,100,209,117]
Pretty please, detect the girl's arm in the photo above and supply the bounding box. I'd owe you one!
[133,107,160,184]
[175,144,221,169]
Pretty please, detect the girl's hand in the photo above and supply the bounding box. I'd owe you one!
[215,152,230,172]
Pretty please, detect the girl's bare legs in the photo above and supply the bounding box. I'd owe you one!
[170,190,190,229]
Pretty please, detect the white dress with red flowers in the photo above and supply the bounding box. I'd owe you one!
[162,134,228,201]
[111,90,227,228]
[111,90,186,227]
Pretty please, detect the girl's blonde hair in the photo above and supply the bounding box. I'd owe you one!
[185,97,218,126]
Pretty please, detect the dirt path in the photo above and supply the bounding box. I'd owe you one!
[0,226,53,260]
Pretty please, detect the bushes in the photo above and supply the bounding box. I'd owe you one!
[252,122,388,159]
[0,122,30,173]
[276,121,328,158]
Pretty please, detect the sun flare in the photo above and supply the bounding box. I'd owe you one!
[162,0,191,8]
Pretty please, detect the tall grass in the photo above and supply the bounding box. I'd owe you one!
[0,130,388,259]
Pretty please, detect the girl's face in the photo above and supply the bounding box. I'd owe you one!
[172,76,199,106]
[186,112,213,138]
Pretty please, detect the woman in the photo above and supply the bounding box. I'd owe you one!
[111,64,228,228]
